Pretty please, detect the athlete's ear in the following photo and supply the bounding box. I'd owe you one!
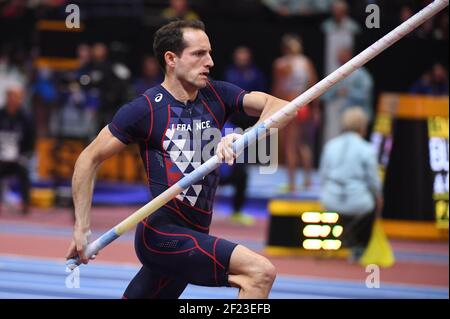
[164,51,178,69]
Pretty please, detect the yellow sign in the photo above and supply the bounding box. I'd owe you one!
[428,117,449,138]
[373,113,392,136]
[435,200,449,229]
[375,94,449,230]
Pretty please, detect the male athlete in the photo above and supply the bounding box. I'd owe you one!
[66,20,291,298]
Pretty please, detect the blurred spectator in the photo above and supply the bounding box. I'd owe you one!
[433,12,448,41]
[218,121,255,226]
[133,55,163,95]
[399,5,448,41]
[398,5,416,39]
[321,47,373,144]
[224,46,267,93]
[399,5,413,23]
[262,0,333,16]
[161,0,199,22]
[30,67,57,137]
[0,48,27,108]
[272,34,319,191]
[0,83,35,215]
[76,43,92,75]
[409,63,449,96]
[73,43,104,113]
[220,46,265,225]
[73,43,101,114]
[319,107,382,261]
[1,0,27,18]
[321,0,361,75]
[85,42,131,131]
[51,80,96,139]
[416,18,434,40]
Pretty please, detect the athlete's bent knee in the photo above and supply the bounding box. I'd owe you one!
[250,257,276,290]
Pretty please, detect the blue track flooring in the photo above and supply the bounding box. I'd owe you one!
[0,255,447,299]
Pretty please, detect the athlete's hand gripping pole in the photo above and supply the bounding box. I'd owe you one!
[66,0,449,270]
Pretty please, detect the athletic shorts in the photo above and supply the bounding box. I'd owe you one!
[123,206,238,298]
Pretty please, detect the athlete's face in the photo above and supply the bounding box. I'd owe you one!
[174,28,214,89]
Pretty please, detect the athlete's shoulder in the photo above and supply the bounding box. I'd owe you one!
[142,85,163,101]
[142,85,171,111]
[204,79,245,96]
[206,79,232,90]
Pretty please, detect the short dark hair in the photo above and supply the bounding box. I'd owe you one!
[153,20,206,72]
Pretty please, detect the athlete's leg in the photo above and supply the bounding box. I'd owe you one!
[123,264,188,299]
[135,213,238,289]
[134,209,274,297]
[227,245,276,299]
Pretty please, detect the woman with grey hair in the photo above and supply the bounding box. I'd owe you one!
[319,106,383,261]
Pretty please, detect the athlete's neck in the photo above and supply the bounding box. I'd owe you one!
[161,77,198,104]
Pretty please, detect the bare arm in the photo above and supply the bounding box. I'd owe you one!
[242,91,290,128]
[66,126,127,263]
[216,91,289,166]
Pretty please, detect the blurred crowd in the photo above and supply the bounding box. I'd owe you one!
[0,0,448,219]
[1,0,446,137]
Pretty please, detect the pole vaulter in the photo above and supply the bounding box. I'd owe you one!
[67,0,449,270]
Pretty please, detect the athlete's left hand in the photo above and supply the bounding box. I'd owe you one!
[216,133,242,165]
[66,229,97,265]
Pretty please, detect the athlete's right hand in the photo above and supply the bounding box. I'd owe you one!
[216,133,241,165]
[65,228,93,265]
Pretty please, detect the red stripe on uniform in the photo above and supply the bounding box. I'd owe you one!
[162,104,172,186]
[142,94,154,140]
[207,81,225,113]
[149,277,172,299]
[201,99,221,129]
[176,198,212,215]
[142,221,225,269]
[164,204,210,231]
[235,90,245,112]
[141,221,196,255]
[213,238,219,285]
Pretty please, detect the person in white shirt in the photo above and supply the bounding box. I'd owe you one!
[321,0,361,76]
[321,47,374,144]
[319,106,383,260]
[0,83,35,215]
